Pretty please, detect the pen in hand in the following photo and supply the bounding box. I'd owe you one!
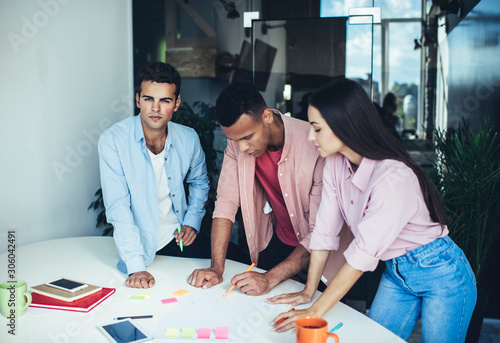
[177,226,183,252]
[225,263,256,295]
[277,308,295,324]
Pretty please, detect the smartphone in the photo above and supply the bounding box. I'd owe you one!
[45,278,89,293]
[97,319,152,343]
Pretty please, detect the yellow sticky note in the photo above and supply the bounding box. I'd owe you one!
[136,291,152,297]
[172,289,189,297]
[164,328,179,337]
[129,295,146,301]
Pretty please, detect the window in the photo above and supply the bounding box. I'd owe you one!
[321,0,424,138]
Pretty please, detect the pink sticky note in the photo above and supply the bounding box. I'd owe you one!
[161,297,178,305]
[197,328,211,339]
[215,326,229,339]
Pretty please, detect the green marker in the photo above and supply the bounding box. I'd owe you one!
[177,226,183,252]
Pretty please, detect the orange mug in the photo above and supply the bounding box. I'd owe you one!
[296,317,339,343]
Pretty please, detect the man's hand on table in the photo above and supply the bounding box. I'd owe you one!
[188,268,223,289]
[126,271,155,288]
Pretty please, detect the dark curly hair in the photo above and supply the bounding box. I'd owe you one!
[215,82,267,127]
[135,62,181,99]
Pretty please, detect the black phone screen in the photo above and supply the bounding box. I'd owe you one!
[50,279,85,290]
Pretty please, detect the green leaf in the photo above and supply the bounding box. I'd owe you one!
[433,124,500,283]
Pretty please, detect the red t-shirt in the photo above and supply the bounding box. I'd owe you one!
[255,149,299,247]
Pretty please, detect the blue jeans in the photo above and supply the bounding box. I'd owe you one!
[368,236,477,342]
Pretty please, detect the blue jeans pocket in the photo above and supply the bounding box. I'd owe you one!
[418,246,454,269]
[460,253,477,286]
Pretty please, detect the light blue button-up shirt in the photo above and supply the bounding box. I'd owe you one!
[98,115,209,274]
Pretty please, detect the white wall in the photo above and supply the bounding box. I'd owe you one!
[0,0,134,253]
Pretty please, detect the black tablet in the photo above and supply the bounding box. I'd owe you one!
[97,319,152,343]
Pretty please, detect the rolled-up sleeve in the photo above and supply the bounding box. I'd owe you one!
[345,168,419,272]
[309,158,345,251]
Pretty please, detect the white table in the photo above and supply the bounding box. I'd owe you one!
[0,237,405,343]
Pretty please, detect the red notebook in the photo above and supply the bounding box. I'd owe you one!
[30,287,115,313]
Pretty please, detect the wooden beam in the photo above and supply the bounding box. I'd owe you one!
[165,0,177,48]
[174,0,216,38]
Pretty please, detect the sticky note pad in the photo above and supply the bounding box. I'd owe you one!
[172,289,189,297]
[197,328,211,339]
[180,327,196,338]
[135,291,152,297]
[161,297,178,305]
[215,326,229,339]
[164,328,179,337]
[129,295,146,301]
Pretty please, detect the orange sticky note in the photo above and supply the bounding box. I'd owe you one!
[172,289,189,297]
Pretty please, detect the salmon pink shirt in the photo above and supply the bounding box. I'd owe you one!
[214,112,353,284]
[310,154,448,272]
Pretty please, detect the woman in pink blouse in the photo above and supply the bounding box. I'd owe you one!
[268,78,476,342]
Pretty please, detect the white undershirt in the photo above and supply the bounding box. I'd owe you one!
[148,145,180,251]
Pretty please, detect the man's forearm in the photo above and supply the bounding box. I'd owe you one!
[264,244,310,289]
[210,218,234,273]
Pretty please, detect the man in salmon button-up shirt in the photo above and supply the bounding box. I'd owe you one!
[188,82,352,296]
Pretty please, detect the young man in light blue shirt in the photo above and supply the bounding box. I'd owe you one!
[98,62,211,289]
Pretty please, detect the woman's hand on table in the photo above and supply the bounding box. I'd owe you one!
[266,289,317,332]
[265,289,313,307]
[271,306,322,333]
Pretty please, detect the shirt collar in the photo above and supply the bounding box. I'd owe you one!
[165,122,173,151]
[134,114,172,150]
[277,110,292,162]
[351,157,376,192]
[134,115,144,142]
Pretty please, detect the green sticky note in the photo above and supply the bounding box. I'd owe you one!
[129,295,146,301]
[164,328,179,337]
[180,327,196,338]
[135,291,152,297]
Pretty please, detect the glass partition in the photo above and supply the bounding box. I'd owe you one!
[248,16,374,119]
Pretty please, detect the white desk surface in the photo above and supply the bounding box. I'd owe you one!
[0,236,405,343]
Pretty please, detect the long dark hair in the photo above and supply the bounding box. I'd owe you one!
[310,78,449,226]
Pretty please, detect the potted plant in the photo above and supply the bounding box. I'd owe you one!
[433,124,500,343]
[171,101,221,234]
[89,101,221,236]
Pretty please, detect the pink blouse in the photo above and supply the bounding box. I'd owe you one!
[310,154,448,272]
